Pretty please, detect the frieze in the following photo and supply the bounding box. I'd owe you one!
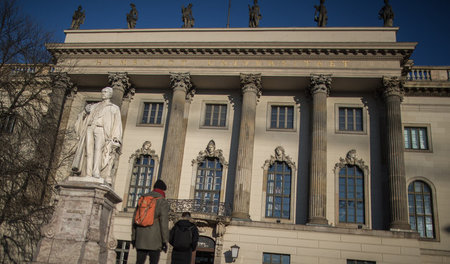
[403,86,450,97]
[262,146,296,170]
[192,140,228,167]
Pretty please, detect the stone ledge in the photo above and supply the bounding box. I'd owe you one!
[229,219,420,239]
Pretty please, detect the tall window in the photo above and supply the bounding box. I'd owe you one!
[339,165,364,224]
[141,102,163,125]
[404,127,428,150]
[0,113,16,134]
[127,155,155,208]
[339,107,363,131]
[115,240,130,264]
[408,181,434,238]
[203,104,227,127]
[270,105,294,129]
[195,157,223,213]
[266,161,291,219]
[263,253,290,264]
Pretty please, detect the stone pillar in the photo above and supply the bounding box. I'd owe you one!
[308,74,331,226]
[51,74,77,173]
[381,76,410,230]
[160,73,194,199]
[33,181,122,264]
[231,73,262,220]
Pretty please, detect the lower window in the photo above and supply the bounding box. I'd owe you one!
[115,240,130,264]
[263,253,290,264]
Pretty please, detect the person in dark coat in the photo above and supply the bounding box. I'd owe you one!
[169,212,199,264]
[132,180,169,264]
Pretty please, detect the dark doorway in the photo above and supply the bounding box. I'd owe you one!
[195,250,214,264]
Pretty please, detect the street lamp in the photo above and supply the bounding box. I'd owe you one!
[231,244,240,262]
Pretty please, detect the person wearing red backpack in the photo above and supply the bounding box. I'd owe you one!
[132,180,169,264]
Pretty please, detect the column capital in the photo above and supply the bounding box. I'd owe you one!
[240,73,262,97]
[108,72,134,98]
[381,76,405,101]
[309,74,332,96]
[170,72,195,100]
[51,72,77,97]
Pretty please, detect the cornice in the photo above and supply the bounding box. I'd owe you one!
[49,43,415,65]
[403,86,450,97]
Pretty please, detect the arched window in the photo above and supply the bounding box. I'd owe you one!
[266,161,291,219]
[408,180,434,238]
[262,146,296,222]
[126,141,159,208]
[334,150,370,227]
[338,165,364,224]
[192,140,228,214]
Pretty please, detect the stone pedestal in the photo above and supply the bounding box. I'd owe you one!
[33,179,122,264]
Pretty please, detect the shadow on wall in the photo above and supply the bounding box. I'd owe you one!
[445,226,450,233]
[223,250,233,263]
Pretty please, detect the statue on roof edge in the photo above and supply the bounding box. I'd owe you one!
[379,0,394,27]
[314,0,328,27]
[127,3,138,29]
[70,5,85,30]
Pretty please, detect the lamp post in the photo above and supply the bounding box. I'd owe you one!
[231,244,240,262]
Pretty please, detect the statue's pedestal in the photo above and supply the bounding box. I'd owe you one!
[33,178,122,264]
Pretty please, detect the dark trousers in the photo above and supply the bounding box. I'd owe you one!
[136,249,160,264]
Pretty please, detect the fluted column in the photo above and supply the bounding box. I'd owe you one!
[160,73,194,199]
[382,76,410,230]
[232,73,262,219]
[308,74,331,225]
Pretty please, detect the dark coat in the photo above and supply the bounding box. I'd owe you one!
[131,191,169,251]
[169,219,199,264]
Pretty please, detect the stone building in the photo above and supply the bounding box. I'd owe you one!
[47,27,450,264]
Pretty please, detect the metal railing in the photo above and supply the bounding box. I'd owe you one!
[167,199,232,217]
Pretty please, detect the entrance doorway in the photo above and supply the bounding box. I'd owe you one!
[193,236,215,264]
[195,250,214,264]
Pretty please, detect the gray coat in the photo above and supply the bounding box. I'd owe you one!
[131,191,169,250]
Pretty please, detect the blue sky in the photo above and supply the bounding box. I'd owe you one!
[17,0,450,66]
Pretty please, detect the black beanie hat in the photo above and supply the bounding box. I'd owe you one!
[154,179,167,191]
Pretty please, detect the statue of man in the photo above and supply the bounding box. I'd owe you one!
[379,0,394,27]
[127,3,138,29]
[182,3,194,28]
[248,0,262,28]
[70,5,85,30]
[72,87,122,185]
[314,0,328,27]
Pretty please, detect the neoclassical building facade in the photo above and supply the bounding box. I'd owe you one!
[48,27,450,263]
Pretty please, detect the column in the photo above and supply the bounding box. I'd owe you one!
[51,73,76,172]
[232,73,262,220]
[381,76,410,230]
[108,72,134,130]
[160,73,194,199]
[308,74,331,226]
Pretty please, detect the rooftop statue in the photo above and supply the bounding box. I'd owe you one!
[71,87,122,186]
[314,0,328,27]
[70,5,85,30]
[127,3,138,29]
[182,3,195,28]
[248,0,262,28]
[379,0,394,27]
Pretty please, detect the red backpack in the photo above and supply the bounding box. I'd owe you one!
[134,196,161,227]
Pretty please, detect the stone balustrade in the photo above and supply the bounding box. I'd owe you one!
[407,66,450,81]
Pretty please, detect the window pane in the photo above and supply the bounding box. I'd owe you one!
[411,129,418,149]
[271,106,277,128]
[339,108,345,130]
[419,128,427,149]
[279,107,285,128]
[347,109,354,130]
[355,108,363,131]
[404,129,411,149]
[287,107,294,129]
